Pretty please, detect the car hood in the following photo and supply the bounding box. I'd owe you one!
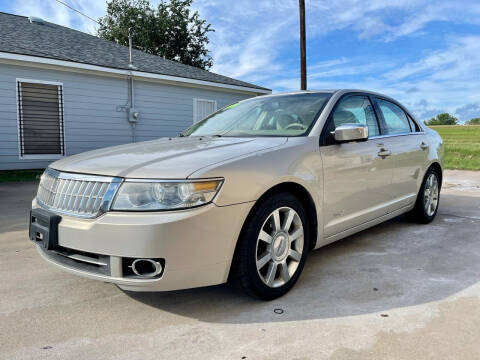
[50,136,287,179]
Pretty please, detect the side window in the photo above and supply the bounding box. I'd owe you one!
[330,95,379,137]
[407,114,421,132]
[376,99,411,135]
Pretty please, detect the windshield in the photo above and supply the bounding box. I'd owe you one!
[183,93,332,137]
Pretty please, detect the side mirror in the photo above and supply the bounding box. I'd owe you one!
[332,123,368,143]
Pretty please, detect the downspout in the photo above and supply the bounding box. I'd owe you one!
[127,27,138,143]
[128,72,136,143]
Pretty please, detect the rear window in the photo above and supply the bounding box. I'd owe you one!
[376,99,411,135]
[407,114,421,132]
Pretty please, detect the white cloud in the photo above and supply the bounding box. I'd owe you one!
[269,33,480,122]
[194,0,480,88]
[193,0,300,82]
[12,0,105,34]
[379,35,480,120]
[10,0,480,81]
[455,102,480,122]
[385,36,480,82]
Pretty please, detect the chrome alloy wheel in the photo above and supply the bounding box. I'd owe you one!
[424,173,439,217]
[255,207,304,288]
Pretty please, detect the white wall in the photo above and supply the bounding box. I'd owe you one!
[0,63,254,170]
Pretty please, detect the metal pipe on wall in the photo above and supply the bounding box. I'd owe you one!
[127,27,137,143]
[129,74,136,143]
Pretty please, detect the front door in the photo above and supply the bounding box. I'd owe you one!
[320,95,394,237]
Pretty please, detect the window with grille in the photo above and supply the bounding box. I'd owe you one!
[17,80,65,158]
[193,98,217,123]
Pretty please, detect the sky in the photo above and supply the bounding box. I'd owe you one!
[1,0,480,122]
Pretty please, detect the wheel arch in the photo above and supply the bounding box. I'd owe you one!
[255,182,318,249]
[428,161,443,188]
[228,181,318,281]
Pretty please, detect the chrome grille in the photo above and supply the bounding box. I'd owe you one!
[36,168,122,218]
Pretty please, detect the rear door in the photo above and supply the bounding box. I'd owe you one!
[320,94,394,237]
[373,98,429,209]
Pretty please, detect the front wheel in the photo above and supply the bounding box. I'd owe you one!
[408,168,441,223]
[232,193,310,300]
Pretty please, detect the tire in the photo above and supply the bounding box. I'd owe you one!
[408,167,441,223]
[232,192,310,300]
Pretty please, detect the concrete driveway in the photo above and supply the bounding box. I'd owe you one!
[1,170,479,360]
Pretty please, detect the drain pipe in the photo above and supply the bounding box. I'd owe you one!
[128,73,137,143]
[128,27,134,68]
[127,27,139,143]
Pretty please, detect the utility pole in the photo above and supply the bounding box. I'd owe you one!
[299,0,307,90]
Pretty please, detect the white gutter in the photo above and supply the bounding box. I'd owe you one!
[0,52,271,95]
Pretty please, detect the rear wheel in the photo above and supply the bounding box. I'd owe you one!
[233,193,310,300]
[408,167,441,223]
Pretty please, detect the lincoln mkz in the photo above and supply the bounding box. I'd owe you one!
[30,90,443,300]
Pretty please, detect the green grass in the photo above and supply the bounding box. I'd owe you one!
[0,169,44,182]
[430,125,480,171]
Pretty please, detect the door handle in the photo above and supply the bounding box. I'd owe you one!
[377,148,392,158]
[420,142,429,150]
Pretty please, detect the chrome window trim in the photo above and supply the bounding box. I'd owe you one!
[312,89,427,138]
[369,131,425,140]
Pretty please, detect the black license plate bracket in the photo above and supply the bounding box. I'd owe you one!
[29,208,62,250]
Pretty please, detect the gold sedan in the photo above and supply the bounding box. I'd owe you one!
[30,90,443,300]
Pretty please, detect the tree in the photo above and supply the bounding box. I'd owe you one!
[425,113,458,126]
[467,118,480,125]
[97,0,214,69]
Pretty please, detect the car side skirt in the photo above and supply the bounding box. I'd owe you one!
[318,203,415,248]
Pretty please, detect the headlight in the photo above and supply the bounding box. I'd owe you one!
[111,179,223,211]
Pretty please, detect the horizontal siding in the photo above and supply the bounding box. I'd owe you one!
[0,63,254,170]
[132,80,248,142]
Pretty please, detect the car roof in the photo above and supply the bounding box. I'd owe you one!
[253,89,403,107]
[255,89,393,98]
[242,89,422,124]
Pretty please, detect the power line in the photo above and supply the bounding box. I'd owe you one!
[53,0,100,25]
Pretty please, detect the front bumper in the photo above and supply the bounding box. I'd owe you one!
[32,199,253,291]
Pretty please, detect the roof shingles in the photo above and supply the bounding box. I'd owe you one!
[0,12,269,91]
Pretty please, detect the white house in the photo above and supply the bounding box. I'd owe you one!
[0,12,270,170]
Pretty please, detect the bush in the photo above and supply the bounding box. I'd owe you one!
[425,113,458,126]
